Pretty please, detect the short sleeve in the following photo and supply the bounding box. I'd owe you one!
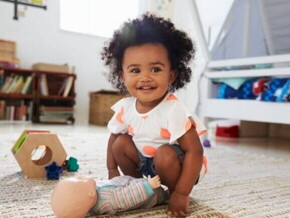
[167,101,207,143]
[107,98,128,134]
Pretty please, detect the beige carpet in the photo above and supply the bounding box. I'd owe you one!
[1,130,290,217]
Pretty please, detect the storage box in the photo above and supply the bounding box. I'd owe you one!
[89,90,125,125]
[32,63,69,73]
[0,53,14,62]
[0,39,16,53]
[0,39,19,67]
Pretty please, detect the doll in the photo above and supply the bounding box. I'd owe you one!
[51,175,168,217]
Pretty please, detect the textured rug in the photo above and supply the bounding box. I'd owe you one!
[1,128,290,218]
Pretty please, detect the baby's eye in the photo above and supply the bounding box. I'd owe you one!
[151,67,161,73]
[130,68,140,73]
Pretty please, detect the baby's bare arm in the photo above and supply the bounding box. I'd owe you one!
[107,133,121,179]
[167,126,204,216]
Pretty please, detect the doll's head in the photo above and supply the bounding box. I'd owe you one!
[51,177,98,218]
[101,13,195,95]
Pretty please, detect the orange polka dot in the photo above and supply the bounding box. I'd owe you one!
[116,107,124,124]
[160,128,171,139]
[185,119,192,131]
[142,145,157,156]
[142,115,148,119]
[127,124,134,136]
[203,156,208,174]
[167,93,178,100]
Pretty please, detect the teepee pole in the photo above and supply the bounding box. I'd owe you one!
[257,0,274,55]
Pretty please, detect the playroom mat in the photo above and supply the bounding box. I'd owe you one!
[1,131,290,217]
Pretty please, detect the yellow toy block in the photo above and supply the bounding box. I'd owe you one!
[11,130,67,179]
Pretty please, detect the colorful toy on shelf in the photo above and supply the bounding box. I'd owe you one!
[218,78,258,100]
[252,78,268,96]
[277,78,290,102]
[11,130,67,179]
[261,78,288,102]
[45,162,63,180]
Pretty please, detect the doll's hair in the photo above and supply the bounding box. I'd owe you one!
[101,13,196,93]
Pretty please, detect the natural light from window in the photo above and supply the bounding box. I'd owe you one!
[60,0,139,38]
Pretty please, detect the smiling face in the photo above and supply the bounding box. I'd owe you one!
[121,43,176,111]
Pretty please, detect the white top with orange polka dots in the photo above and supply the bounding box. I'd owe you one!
[107,93,207,158]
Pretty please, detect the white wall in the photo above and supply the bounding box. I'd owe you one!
[172,0,207,114]
[0,1,113,124]
[0,0,206,123]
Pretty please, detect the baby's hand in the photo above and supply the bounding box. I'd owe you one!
[148,175,161,189]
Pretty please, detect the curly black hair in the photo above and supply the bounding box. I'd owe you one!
[101,13,195,93]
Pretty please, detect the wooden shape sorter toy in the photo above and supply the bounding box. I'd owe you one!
[11,130,67,179]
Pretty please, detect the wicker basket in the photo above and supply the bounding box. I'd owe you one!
[89,90,125,126]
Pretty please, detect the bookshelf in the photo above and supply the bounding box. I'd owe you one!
[0,67,76,124]
[0,67,35,121]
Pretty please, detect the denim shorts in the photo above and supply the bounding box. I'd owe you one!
[137,144,185,178]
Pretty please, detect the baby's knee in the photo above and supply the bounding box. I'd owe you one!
[112,134,132,154]
[154,145,177,167]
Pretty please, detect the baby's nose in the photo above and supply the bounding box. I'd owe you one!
[140,76,152,82]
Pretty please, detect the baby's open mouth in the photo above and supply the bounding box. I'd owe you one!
[138,86,156,90]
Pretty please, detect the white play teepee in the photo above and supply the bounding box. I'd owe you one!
[207,0,290,60]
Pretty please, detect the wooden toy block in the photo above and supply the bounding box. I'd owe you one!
[11,130,67,179]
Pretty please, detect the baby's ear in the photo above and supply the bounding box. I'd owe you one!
[119,71,124,81]
[170,70,178,84]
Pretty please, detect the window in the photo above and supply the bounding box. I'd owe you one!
[60,0,139,38]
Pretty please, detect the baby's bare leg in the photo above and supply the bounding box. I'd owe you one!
[112,134,142,178]
[154,145,182,193]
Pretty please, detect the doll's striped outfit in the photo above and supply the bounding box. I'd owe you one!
[90,176,168,215]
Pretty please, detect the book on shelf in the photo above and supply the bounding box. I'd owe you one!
[63,76,74,97]
[40,74,49,96]
[0,69,4,87]
[39,105,74,123]
[0,75,14,92]
[6,75,19,93]
[1,100,32,121]
[39,115,73,124]
[57,78,67,96]
[8,105,15,120]
[40,105,74,112]
[0,74,32,94]
[0,100,5,120]
[27,101,33,121]
[21,76,32,94]
[39,105,74,119]
[40,111,73,117]
[13,76,24,94]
